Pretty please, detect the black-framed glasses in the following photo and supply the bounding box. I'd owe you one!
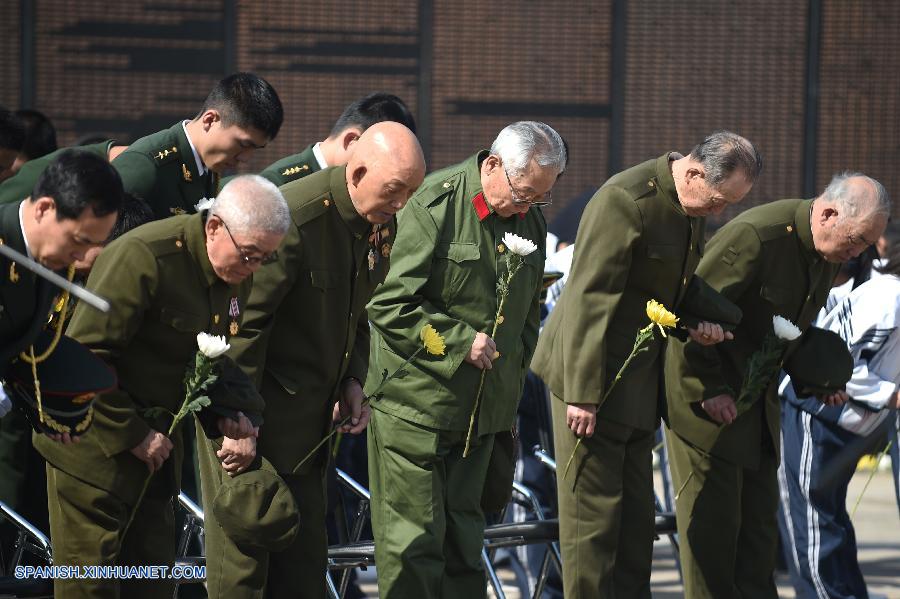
[503,166,552,207]
[219,218,278,266]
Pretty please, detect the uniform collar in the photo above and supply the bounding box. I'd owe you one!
[330,166,371,239]
[795,199,819,263]
[180,121,207,178]
[17,201,33,258]
[184,212,220,288]
[312,142,329,170]
[656,153,683,214]
[0,201,28,256]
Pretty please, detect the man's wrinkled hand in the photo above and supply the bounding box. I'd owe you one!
[688,321,733,346]
[465,332,498,370]
[218,411,258,439]
[130,430,173,473]
[333,378,370,435]
[701,394,737,425]
[818,389,849,407]
[217,436,256,476]
[567,403,597,438]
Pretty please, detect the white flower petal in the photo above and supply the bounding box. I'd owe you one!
[502,232,538,257]
[772,315,801,341]
[196,332,230,358]
[195,197,215,212]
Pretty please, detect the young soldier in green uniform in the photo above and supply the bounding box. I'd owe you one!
[0,140,127,205]
[34,176,290,599]
[664,173,890,598]
[531,132,762,598]
[253,92,416,187]
[205,122,424,599]
[112,72,283,220]
[365,121,564,598]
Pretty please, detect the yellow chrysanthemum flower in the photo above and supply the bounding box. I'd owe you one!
[420,324,446,356]
[646,300,678,336]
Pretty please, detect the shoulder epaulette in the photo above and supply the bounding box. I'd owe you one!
[151,145,180,166]
[421,172,463,208]
[757,220,796,243]
[145,234,187,258]
[292,193,331,226]
[624,177,658,201]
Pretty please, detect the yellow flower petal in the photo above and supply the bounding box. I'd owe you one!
[646,300,678,329]
[420,324,446,356]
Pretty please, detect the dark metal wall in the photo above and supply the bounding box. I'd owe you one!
[3,0,897,230]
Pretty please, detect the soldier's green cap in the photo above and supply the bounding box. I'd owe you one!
[784,326,853,397]
[212,455,300,551]
[677,276,742,331]
[5,331,116,437]
[196,355,265,439]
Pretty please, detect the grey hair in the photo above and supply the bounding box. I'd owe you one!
[210,175,291,235]
[490,121,567,176]
[689,130,763,186]
[822,171,891,222]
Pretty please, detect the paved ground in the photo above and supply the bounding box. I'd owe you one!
[354,467,900,598]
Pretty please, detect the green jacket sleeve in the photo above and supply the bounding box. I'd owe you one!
[66,237,159,456]
[367,199,478,380]
[228,224,302,387]
[559,187,640,405]
[346,313,371,384]
[686,221,763,401]
[113,151,157,202]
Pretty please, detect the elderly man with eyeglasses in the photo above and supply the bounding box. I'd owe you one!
[35,175,290,599]
[364,121,565,598]
[531,131,762,598]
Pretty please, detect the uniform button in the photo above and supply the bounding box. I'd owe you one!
[648,181,655,188]
[213,314,220,324]
[786,225,794,233]
[498,243,506,253]
[683,276,688,286]
[175,239,183,248]
[443,182,451,189]
[345,351,350,358]
[323,199,330,207]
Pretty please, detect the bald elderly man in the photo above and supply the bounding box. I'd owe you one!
[201,121,425,599]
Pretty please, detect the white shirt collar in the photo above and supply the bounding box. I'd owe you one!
[182,120,207,177]
[312,142,329,170]
[18,200,33,259]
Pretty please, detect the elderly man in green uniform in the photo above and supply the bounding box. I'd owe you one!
[364,121,564,598]
[204,121,424,599]
[531,131,762,598]
[112,72,282,220]
[0,140,128,205]
[253,92,416,187]
[34,175,290,599]
[664,173,890,598]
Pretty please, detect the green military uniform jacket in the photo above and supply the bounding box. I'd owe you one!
[531,154,704,431]
[230,165,392,473]
[112,122,218,220]
[0,141,115,205]
[665,199,840,467]
[34,213,251,503]
[0,202,56,376]
[258,144,321,187]
[366,151,546,434]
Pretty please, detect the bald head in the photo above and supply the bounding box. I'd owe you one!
[346,121,426,224]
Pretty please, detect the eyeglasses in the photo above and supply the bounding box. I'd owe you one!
[846,231,876,248]
[219,218,278,266]
[503,166,552,207]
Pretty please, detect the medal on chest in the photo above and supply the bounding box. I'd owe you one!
[228,296,240,335]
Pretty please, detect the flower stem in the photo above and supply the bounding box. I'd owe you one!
[851,439,892,518]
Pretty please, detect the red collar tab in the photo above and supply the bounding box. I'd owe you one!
[471,192,490,221]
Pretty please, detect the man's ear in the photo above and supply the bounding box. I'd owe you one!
[32,196,57,222]
[199,109,221,130]
[341,128,363,151]
[350,165,367,189]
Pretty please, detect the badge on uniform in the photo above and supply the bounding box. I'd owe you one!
[367,224,385,271]
[367,248,377,271]
[229,297,240,335]
[8,262,19,283]
[182,163,192,182]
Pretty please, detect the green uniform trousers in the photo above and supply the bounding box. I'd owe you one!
[198,427,328,599]
[368,407,494,599]
[0,408,49,537]
[665,426,779,599]
[551,395,655,599]
[46,464,176,599]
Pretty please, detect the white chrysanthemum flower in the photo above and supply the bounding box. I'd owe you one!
[772,315,801,341]
[196,332,230,358]
[195,197,215,212]
[502,232,537,257]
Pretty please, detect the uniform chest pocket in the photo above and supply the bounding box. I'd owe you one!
[646,244,682,262]
[760,285,790,306]
[435,241,480,263]
[309,269,339,290]
[160,306,206,333]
